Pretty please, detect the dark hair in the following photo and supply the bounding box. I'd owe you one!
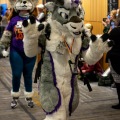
[7,8,18,21]
[0,15,2,22]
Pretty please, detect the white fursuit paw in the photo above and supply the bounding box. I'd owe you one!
[90,33,113,54]
[83,33,114,65]
[2,49,9,57]
[22,15,44,57]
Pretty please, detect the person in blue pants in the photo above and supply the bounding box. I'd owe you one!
[0,0,38,108]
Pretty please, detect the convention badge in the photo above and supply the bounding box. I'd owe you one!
[14,21,23,40]
[16,21,22,29]
[56,42,66,55]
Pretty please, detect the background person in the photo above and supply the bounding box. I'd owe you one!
[106,25,120,109]
[37,4,46,22]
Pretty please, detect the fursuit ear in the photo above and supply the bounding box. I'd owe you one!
[44,2,55,12]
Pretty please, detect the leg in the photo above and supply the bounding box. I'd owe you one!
[63,87,72,120]
[10,50,23,92]
[115,83,120,104]
[23,55,36,107]
[44,77,76,120]
[10,50,23,108]
[23,55,36,92]
[109,61,120,109]
[63,77,79,119]
[44,93,67,120]
[112,83,120,109]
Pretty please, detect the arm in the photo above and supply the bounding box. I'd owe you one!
[0,30,11,57]
[82,34,113,65]
[22,16,45,57]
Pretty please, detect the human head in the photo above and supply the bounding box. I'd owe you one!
[84,23,93,33]
[110,10,117,20]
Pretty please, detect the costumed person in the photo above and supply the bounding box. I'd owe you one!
[106,27,120,109]
[22,0,113,120]
[0,0,39,109]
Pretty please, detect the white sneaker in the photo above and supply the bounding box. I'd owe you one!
[11,97,19,109]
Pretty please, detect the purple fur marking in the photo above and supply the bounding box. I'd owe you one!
[72,0,80,5]
[44,51,61,115]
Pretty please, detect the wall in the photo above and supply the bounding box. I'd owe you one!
[82,0,107,35]
[82,0,120,35]
[0,0,9,8]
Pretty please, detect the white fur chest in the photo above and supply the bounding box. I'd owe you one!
[46,19,82,55]
[45,19,82,77]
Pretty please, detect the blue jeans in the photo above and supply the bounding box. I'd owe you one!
[10,50,36,92]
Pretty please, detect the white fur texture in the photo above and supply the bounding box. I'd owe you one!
[64,0,72,9]
[45,2,55,12]
[1,31,12,43]
[22,20,42,57]
[11,90,21,97]
[24,91,34,98]
[83,36,111,65]
[2,50,9,57]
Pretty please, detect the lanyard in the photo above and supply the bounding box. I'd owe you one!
[62,35,74,54]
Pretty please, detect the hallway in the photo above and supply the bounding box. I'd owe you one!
[0,57,120,120]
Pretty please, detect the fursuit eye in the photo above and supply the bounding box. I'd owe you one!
[60,12,68,19]
[77,9,81,16]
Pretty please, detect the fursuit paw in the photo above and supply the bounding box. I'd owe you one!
[101,33,114,47]
[2,49,9,57]
[90,33,113,54]
[22,15,45,57]
[22,15,44,35]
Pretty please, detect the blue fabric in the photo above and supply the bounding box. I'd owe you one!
[10,50,36,92]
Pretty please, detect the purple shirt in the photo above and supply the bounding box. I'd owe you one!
[7,16,28,52]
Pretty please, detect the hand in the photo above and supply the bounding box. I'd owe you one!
[102,21,107,26]
[2,49,9,57]
[22,15,45,57]
[22,15,44,38]
[90,33,113,53]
